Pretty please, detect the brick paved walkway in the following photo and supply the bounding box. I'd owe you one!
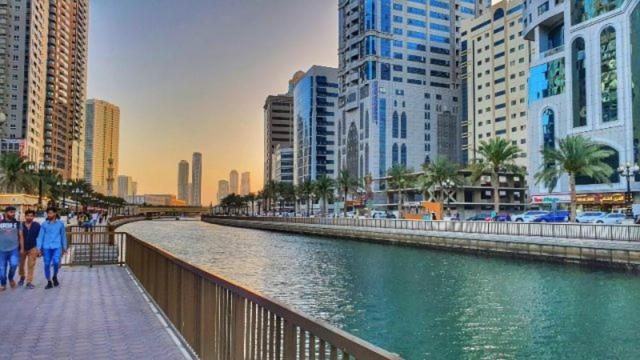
[0,265,190,360]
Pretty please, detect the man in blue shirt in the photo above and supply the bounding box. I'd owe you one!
[0,206,24,291]
[36,207,67,289]
[19,209,41,289]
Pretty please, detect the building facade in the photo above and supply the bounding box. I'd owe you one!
[0,0,49,163]
[191,152,202,206]
[461,0,532,167]
[0,0,88,178]
[43,0,89,179]
[177,160,189,203]
[337,0,491,189]
[524,0,640,204]
[84,99,120,195]
[117,175,133,198]
[272,145,294,183]
[229,170,239,194]
[241,171,250,195]
[293,66,338,184]
[263,94,294,185]
[217,179,229,203]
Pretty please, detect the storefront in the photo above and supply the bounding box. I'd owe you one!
[576,193,626,211]
[530,192,628,212]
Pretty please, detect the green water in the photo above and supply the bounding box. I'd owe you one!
[122,221,640,359]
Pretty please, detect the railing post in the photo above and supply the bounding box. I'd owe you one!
[89,234,94,268]
[283,320,296,359]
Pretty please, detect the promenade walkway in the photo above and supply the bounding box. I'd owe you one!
[0,264,191,360]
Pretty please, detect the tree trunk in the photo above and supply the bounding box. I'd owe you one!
[398,190,403,218]
[569,173,577,222]
[343,186,348,217]
[493,172,500,213]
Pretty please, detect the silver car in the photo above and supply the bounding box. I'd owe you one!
[594,213,627,224]
[576,211,606,223]
[513,210,549,222]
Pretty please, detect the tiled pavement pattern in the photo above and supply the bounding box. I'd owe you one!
[0,264,190,360]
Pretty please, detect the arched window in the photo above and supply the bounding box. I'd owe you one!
[392,143,399,165]
[400,112,407,139]
[600,27,618,123]
[542,108,555,149]
[392,112,399,138]
[572,37,587,127]
[365,144,369,174]
[400,144,407,166]
[365,111,370,138]
[347,123,359,178]
[493,8,504,21]
[576,145,620,184]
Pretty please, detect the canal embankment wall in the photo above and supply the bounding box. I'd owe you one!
[202,217,640,272]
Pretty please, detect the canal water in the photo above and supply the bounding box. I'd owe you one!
[121,220,640,359]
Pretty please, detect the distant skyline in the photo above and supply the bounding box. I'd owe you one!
[87,0,338,204]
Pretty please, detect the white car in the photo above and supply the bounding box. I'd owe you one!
[594,213,627,224]
[513,210,549,222]
[576,211,606,223]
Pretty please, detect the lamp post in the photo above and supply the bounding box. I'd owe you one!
[618,163,639,207]
[73,188,83,214]
[442,179,456,216]
[56,180,70,210]
[29,161,52,209]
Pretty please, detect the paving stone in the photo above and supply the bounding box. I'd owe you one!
[0,264,189,359]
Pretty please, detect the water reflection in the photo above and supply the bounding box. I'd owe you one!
[122,221,640,359]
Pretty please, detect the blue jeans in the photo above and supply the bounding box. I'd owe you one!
[42,248,62,280]
[0,248,19,287]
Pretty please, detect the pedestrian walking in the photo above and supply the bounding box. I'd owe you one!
[36,207,67,289]
[19,210,41,289]
[0,206,24,291]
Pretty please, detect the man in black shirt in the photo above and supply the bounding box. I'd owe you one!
[19,210,40,289]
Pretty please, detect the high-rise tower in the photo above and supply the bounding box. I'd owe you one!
[178,160,189,203]
[191,152,202,206]
[337,0,489,186]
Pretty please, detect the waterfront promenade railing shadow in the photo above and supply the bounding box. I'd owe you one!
[209,216,640,242]
[61,227,401,360]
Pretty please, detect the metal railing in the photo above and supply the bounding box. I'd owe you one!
[205,216,640,242]
[126,234,401,360]
[63,231,126,267]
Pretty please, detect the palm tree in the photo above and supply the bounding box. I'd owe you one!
[471,138,523,213]
[313,175,334,216]
[244,193,257,215]
[298,180,315,216]
[277,182,295,213]
[387,164,415,218]
[418,158,461,203]
[534,135,614,222]
[336,169,358,217]
[0,153,35,193]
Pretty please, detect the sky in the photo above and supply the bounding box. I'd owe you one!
[87,0,338,204]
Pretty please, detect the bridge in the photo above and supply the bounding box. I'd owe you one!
[136,206,210,217]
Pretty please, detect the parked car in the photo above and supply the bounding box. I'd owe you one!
[466,213,490,221]
[531,210,569,223]
[576,211,607,223]
[494,213,512,222]
[594,213,627,224]
[513,210,549,222]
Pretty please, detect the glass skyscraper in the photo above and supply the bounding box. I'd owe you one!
[293,66,339,184]
[337,0,490,187]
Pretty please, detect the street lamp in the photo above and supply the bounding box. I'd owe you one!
[73,188,83,214]
[442,179,456,217]
[618,163,639,206]
[56,180,70,210]
[29,161,52,209]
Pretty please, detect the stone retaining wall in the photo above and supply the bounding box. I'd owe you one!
[203,217,640,273]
